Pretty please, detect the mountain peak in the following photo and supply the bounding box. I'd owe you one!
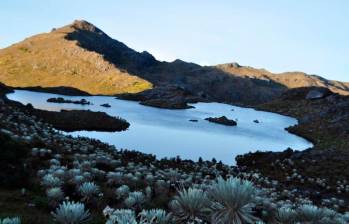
[68,20,104,34]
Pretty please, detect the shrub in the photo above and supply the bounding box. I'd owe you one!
[115,185,130,199]
[46,187,64,206]
[0,217,21,224]
[275,207,297,224]
[78,182,100,202]
[124,191,145,208]
[52,201,91,224]
[106,172,123,185]
[41,174,62,188]
[296,204,326,223]
[139,209,172,224]
[209,177,258,224]
[0,132,29,188]
[169,187,211,222]
[103,208,136,224]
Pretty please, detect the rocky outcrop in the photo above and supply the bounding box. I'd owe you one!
[0,82,13,96]
[30,108,129,132]
[305,88,332,100]
[140,98,194,109]
[47,97,91,105]
[100,103,111,108]
[205,116,237,126]
[118,85,201,109]
[247,86,349,202]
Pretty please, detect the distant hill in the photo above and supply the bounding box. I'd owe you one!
[216,63,349,96]
[0,20,348,105]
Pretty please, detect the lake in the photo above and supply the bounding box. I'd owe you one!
[7,90,313,164]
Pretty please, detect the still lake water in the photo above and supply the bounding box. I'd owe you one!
[7,90,313,164]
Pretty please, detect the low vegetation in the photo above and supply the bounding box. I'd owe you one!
[0,88,348,223]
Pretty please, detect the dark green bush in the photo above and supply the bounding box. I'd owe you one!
[0,133,30,188]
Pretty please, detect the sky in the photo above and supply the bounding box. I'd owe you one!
[0,0,348,81]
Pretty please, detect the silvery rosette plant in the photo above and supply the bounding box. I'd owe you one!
[170,187,211,222]
[52,201,91,224]
[0,217,21,224]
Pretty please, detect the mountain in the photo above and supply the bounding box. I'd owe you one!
[216,63,349,96]
[0,20,153,95]
[0,20,348,105]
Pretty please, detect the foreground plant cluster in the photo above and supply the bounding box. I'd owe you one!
[0,98,348,224]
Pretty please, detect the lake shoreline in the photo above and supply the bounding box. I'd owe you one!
[6,88,312,165]
[0,83,348,222]
[9,86,314,145]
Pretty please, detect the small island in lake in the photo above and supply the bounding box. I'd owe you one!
[47,97,91,105]
[100,103,111,108]
[31,109,130,132]
[205,116,237,126]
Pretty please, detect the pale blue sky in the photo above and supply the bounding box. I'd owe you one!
[0,0,348,81]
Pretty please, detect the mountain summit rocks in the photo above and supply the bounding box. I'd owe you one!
[71,20,102,33]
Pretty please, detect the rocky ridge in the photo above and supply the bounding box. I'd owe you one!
[1,20,348,108]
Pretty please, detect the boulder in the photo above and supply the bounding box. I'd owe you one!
[100,103,111,108]
[305,88,332,100]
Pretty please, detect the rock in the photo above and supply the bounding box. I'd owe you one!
[253,120,260,123]
[140,98,194,109]
[205,116,237,126]
[325,94,340,103]
[305,88,332,100]
[100,103,111,108]
[189,119,198,122]
[228,62,241,68]
[117,85,202,110]
[300,115,312,124]
[47,97,91,105]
